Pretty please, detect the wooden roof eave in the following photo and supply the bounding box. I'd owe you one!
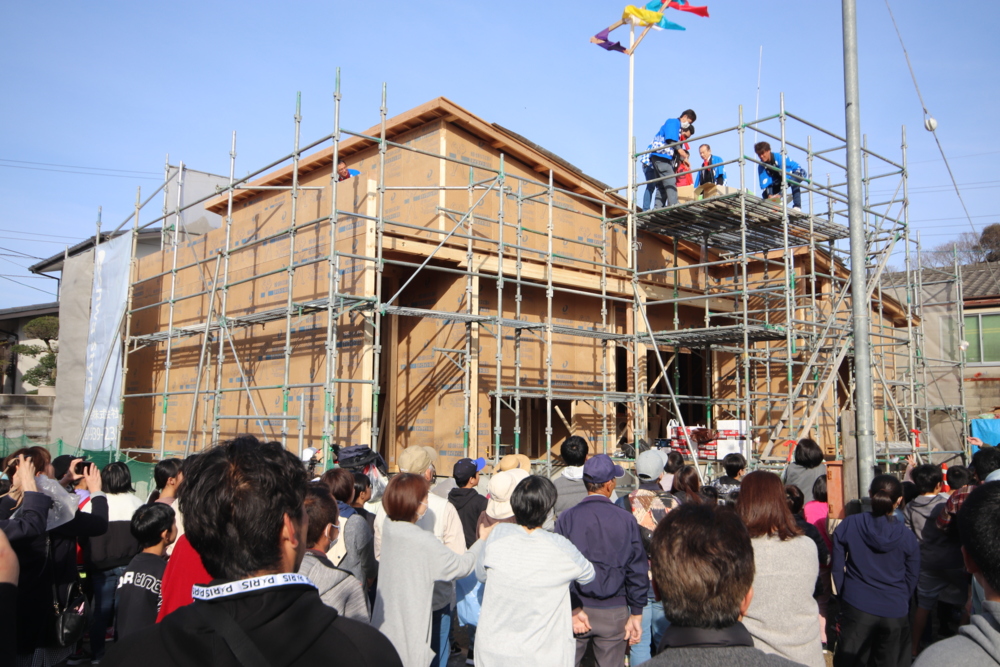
[205,97,628,216]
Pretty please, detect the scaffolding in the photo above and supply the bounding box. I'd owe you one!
[101,78,968,475]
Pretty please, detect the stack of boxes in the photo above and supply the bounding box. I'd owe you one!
[662,420,749,461]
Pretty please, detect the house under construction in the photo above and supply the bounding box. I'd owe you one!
[97,84,966,478]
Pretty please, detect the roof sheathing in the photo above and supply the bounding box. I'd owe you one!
[206,97,627,216]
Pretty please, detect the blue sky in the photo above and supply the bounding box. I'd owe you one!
[2,1,998,308]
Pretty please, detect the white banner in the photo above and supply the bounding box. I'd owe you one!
[164,166,229,235]
[82,234,131,451]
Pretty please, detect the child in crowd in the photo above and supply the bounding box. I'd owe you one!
[710,453,746,497]
[795,480,834,648]
[944,466,972,497]
[803,476,832,552]
[675,148,693,188]
[116,503,176,640]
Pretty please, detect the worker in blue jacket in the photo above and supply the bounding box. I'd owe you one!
[640,109,696,210]
[693,144,726,189]
[336,158,361,182]
[754,141,807,211]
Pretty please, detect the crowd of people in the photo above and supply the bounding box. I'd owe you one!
[640,107,807,212]
[0,434,998,667]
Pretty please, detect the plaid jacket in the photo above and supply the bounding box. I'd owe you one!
[935,483,975,535]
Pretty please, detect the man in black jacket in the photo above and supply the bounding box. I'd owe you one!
[104,436,401,667]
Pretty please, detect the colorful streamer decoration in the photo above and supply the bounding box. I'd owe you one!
[591,0,709,55]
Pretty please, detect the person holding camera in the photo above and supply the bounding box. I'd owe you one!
[1,447,108,665]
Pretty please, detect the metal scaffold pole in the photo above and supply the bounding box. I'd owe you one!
[843,0,876,494]
[492,158,506,460]
[211,132,238,445]
[280,93,303,452]
[323,70,342,463]
[545,170,555,476]
[370,84,388,452]
[159,162,184,458]
[114,187,142,456]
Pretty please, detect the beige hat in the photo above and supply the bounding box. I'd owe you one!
[498,453,532,473]
[486,468,530,520]
[398,446,439,474]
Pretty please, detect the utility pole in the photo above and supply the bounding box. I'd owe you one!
[843,0,876,495]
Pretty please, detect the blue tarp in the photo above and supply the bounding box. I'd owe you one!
[970,419,1000,449]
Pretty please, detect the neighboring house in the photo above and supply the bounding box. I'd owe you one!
[0,301,59,394]
[960,264,1000,416]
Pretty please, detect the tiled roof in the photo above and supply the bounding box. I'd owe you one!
[961,264,1000,300]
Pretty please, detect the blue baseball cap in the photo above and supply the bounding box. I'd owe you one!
[453,457,486,479]
[583,454,625,485]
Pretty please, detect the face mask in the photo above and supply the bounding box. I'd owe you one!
[680,122,690,130]
[325,525,339,548]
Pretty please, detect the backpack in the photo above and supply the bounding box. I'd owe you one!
[628,488,678,552]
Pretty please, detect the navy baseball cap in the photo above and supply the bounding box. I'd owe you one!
[453,457,486,479]
[583,454,625,485]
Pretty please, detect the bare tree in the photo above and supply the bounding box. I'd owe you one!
[921,231,990,268]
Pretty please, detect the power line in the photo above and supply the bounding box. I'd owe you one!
[0,246,43,259]
[885,0,1000,291]
[0,274,49,279]
[0,228,80,240]
[869,180,1000,196]
[908,150,1000,165]
[0,236,76,245]
[907,214,996,223]
[0,257,33,270]
[0,158,161,175]
[0,164,161,180]
[0,275,55,296]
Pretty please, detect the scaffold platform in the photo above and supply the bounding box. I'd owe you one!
[631,193,850,254]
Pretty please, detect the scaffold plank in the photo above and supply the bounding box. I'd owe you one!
[626,193,849,253]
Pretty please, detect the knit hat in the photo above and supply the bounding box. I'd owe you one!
[498,453,532,473]
[635,449,668,481]
[486,468,530,520]
[398,446,438,474]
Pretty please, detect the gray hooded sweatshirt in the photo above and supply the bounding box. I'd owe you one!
[914,600,1000,667]
[903,494,964,570]
[297,550,370,623]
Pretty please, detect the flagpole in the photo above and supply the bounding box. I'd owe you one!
[627,21,635,270]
